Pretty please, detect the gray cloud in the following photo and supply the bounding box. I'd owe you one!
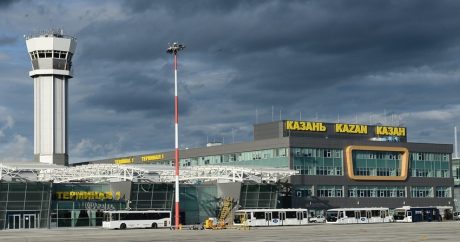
[1,0,460,162]
[0,35,17,46]
[0,0,16,9]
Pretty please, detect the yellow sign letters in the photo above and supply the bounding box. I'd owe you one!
[141,154,165,162]
[375,126,406,137]
[285,121,326,132]
[335,123,368,134]
[55,191,122,200]
[114,157,134,164]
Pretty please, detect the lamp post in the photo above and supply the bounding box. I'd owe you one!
[167,42,185,228]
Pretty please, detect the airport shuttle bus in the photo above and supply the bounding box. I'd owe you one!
[393,206,441,222]
[326,208,392,224]
[233,208,309,227]
[102,210,171,229]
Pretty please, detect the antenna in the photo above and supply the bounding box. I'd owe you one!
[300,112,302,121]
[384,109,387,125]
[272,106,274,122]
[455,126,458,159]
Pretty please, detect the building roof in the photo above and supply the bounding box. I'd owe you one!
[1,162,297,184]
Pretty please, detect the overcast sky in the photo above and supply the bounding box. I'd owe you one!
[1,0,460,163]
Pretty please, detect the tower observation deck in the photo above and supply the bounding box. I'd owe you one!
[25,30,76,166]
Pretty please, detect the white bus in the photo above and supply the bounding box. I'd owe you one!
[233,208,309,227]
[102,210,171,229]
[326,207,392,224]
[393,207,441,223]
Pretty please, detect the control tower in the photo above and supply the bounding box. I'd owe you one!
[25,30,76,166]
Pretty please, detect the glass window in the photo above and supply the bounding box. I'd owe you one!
[292,148,343,176]
[411,186,433,198]
[411,152,450,178]
[348,186,406,198]
[316,185,343,197]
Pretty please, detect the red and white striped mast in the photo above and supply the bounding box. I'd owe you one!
[167,42,185,229]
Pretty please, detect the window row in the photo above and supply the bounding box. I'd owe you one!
[355,151,401,160]
[294,186,452,198]
[169,148,289,167]
[348,186,405,198]
[292,148,342,158]
[411,152,449,161]
[29,50,72,60]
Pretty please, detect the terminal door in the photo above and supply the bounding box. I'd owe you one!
[8,214,21,229]
[24,214,37,229]
[7,213,39,229]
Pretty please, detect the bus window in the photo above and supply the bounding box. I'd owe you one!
[265,212,272,221]
[345,211,355,218]
[111,213,119,221]
[303,211,308,219]
[246,212,251,219]
[286,211,297,219]
[372,210,380,217]
[360,210,366,218]
[338,211,344,219]
[254,212,265,219]
[272,212,279,219]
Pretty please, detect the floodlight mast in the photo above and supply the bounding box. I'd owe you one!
[167,42,185,229]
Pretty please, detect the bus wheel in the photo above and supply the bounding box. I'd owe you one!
[120,223,127,230]
[151,223,158,229]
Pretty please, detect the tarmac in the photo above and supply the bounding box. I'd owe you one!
[1,221,460,242]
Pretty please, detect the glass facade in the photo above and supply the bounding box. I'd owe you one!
[348,186,406,198]
[435,186,452,198]
[453,158,460,185]
[316,185,343,197]
[179,184,218,225]
[352,151,402,176]
[410,153,450,178]
[239,184,278,209]
[51,183,128,228]
[157,148,289,168]
[292,148,343,176]
[0,182,51,229]
[294,185,314,197]
[130,183,174,210]
[411,186,434,198]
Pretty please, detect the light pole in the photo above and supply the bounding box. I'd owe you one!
[167,42,185,228]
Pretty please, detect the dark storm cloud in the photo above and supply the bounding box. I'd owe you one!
[121,0,251,14]
[0,0,16,9]
[74,0,460,133]
[4,0,460,162]
[82,69,192,116]
[80,0,460,90]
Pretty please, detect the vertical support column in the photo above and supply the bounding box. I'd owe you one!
[174,53,180,228]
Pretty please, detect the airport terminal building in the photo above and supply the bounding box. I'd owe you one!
[89,120,455,213]
[0,120,455,229]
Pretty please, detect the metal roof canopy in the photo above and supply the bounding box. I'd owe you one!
[2,163,297,183]
[0,162,63,181]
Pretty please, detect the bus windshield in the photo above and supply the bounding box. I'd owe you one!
[234,212,250,224]
[393,210,406,220]
[326,211,338,222]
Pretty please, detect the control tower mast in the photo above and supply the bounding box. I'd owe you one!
[25,30,76,166]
